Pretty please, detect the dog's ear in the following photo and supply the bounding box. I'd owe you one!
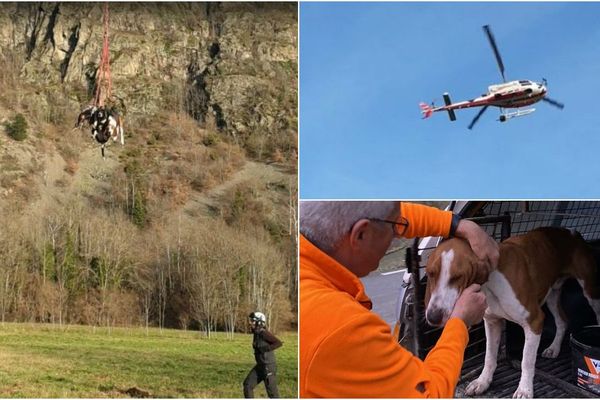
[424,250,442,307]
[424,280,432,307]
[472,257,491,284]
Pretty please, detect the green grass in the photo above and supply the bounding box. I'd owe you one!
[0,323,297,398]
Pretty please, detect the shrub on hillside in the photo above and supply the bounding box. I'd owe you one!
[202,132,220,147]
[131,188,148,228]
[220,181,265,227]
[64,159,79,175]
[5,113,28,141]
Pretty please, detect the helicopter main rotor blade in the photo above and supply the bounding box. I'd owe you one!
[542,97,565,110]
[468,105,489,130]
[483,25,506,82]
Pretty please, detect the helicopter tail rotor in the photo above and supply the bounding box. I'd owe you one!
[419,102,434,119]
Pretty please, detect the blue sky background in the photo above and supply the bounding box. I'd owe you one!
[300,2,600,199]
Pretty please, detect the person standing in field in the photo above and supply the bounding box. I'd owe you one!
[243,311,282,398]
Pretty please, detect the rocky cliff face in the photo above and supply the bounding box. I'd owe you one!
[0,2,297,159]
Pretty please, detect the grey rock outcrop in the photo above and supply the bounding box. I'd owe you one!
[0,2,298,157]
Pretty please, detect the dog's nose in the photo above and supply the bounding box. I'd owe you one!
[426,308,443,326]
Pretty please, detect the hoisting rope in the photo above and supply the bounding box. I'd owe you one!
[93,2,112,107]
[74,1,124,159]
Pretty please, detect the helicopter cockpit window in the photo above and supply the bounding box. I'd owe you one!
[519,80,532,85]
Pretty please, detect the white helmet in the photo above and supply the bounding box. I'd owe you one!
[249,311,266,325]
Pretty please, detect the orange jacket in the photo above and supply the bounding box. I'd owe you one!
[400,202,453,239]
[300,202,468,398]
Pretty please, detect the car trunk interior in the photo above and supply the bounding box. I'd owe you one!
[411,201,600,398]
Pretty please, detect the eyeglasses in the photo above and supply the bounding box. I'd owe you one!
[368,216,409,238]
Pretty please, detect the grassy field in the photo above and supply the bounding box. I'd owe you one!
[0,323,297,398]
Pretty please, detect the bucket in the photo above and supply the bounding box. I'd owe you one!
[571,325,600,395]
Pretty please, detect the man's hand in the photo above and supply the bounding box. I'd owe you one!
[455,219,499,273]
[450,284,487,328]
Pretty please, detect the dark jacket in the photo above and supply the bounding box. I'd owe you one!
[252,327,282,366]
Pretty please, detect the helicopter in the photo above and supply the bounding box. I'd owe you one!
[420,25,564,130]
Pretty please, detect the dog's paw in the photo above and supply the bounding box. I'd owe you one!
[465,378,490,396]
[512,385,533,398]
[541,346,560,358]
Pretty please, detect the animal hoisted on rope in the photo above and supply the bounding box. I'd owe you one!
[75,3,124,159]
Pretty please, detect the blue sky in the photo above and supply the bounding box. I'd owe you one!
[300,2,600,199]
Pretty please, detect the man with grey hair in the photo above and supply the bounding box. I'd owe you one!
[299,201,498,398]
[300,201,398,254]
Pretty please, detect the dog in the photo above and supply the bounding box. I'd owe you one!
[424,227,600,398]
[107,111,125,146]
[75,105,97,129]
[75,105,125,157]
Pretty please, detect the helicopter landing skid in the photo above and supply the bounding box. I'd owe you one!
[498,108,535,122]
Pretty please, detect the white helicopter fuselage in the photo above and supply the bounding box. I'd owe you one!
[446,80,547,111]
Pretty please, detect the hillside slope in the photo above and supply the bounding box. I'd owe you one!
[0,2,298,332]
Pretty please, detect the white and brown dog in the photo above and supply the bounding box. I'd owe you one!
[75,105,125,158]
[425,227,600,398]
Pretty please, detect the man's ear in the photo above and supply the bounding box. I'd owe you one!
[348,219,371,250]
